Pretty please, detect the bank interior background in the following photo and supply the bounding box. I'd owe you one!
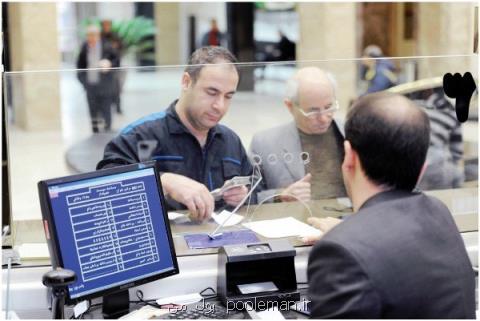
[1,2,478,256]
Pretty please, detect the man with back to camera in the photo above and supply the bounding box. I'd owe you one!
[307,92,475,318]
[249,67,346,203]
[97,46,251,222]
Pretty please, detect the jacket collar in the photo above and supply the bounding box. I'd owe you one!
[358,189,418,212]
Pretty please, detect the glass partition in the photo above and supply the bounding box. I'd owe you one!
[4,55,478,260]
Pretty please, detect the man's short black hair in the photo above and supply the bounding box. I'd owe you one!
[185,46,239,83]
[345,92,430,191]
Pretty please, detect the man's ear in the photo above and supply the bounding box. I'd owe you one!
[342,140,356,171]
[181,72,192,91]
[284,98,294,114]
[416,162,428,186]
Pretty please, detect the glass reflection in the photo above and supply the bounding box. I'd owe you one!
[4,55,478,257]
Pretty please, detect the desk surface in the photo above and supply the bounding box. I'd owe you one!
[8,187,478,264]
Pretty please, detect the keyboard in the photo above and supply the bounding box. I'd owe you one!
[158,303,230,319]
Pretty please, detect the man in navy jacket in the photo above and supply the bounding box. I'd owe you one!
[98,47,252,221]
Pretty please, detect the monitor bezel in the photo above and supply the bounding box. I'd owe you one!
[38,161,179,305]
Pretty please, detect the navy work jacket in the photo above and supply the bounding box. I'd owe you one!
[97,101,254,210]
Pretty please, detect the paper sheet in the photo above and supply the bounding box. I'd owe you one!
[255,307,285,320]
[212,210,244,227]
[16,243,50,259]
[452,196,478,215]
[337,197,353,208]
[156,293,202,305]
[243,217,322,238]
[168,211,187,220]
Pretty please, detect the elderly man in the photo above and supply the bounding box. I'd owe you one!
[250,67,346,203]
[307,92,475,318]
[97,46,251,221]
[77,25,119,133]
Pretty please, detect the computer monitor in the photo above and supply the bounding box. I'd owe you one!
[38,162,179,317]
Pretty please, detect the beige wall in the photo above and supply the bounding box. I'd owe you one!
[7,3,61,130]
[297,3,357,114]
[154,3,181,65]
[417,3,476,79]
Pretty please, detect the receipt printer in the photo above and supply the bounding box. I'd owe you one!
[217,239,300,309]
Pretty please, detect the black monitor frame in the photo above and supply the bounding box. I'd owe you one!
[38,162,179,306]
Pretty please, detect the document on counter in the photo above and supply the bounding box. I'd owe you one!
[452,196,478,215]
[16,243,50,260]
[168,211,186,220]
[212,210,244,227]
[243,217,322,238]
[337,197,353,208]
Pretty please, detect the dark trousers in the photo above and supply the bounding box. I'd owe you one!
[86,90,113,132]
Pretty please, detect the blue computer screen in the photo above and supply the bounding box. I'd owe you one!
[46,167,176,299]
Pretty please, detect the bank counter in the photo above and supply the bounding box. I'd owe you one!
[2,188,478,319]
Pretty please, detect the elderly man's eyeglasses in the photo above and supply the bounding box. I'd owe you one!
[296,101,339,118]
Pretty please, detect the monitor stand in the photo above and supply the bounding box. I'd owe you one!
[102,290,130,319]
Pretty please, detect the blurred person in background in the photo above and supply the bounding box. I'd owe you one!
[101,19,123,115]
[201,19,225,47]
[415,88,465,190]
[77,24,119,133]
[360,44,397,94]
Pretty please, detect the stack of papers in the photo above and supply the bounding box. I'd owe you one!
[243,217,322,238]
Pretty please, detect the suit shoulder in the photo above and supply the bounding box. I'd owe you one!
[251,122,295,145]
[120,112,168,136]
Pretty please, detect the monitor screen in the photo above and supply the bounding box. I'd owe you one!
[38,163,178,303]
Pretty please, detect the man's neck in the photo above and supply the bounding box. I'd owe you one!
[351,180,389,212]
[175,99,209,147]
[298,126,331,137]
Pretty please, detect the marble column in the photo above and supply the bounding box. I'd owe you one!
[7,3,61,131]
[154,3,181,66]
[297,3,358,115]
[417,3,476,79]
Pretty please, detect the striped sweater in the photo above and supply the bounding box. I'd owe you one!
[416,92,463,164]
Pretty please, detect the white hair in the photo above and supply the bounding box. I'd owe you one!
[285,70,338,104]
[86,24,100,34]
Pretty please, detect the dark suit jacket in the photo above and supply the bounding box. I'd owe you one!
[308,190,475,318]
[76,41,120,96]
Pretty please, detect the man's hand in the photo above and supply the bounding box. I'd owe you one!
[301,216,342,245]
[308,216,342,233]
[280,173,312,202]
[223,185,248,207]
[99,59,112,73]
[160,173,214,222]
